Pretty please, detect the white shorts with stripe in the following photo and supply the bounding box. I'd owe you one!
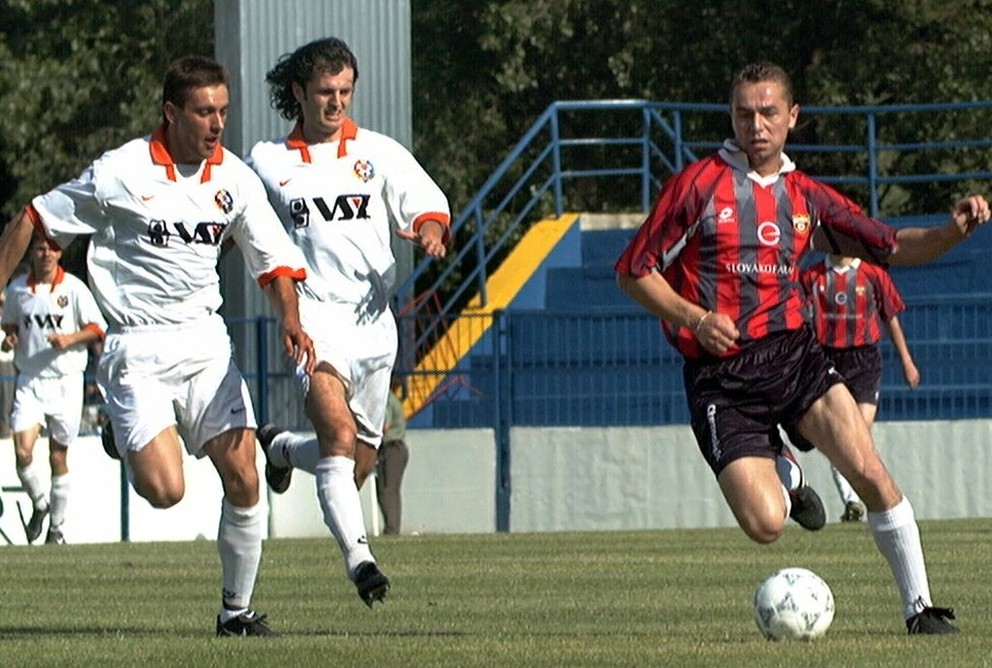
[11,373,85,446]
[97,315,256,457]
[296,298,396,449]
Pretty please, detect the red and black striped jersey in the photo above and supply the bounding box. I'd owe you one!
[616,144,897,359]
[801,258,905,348]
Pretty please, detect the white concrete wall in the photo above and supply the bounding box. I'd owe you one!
[0,421,986,545]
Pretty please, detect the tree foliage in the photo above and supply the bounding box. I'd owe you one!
[1,0,991,239]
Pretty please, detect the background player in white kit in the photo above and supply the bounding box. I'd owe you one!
[0,56,315,637]
[1,234,106,545]
[247,37,450,607]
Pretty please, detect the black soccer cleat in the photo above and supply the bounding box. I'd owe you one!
[906,606,959,634]
[789,484,827,531]
[24,504,49,543]
[216,610,281,637]
[45,526,66,545]
[257,423,292,494]
[100,420,121,460]
[841,500,866,522]
[354,561,390,608]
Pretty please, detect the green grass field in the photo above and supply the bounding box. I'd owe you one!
[0,519,988,667]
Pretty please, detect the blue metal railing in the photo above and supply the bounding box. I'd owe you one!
[393,99,992,361]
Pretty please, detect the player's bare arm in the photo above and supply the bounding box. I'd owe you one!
[889,194,990,265]
[261,275,316,375]
[47,326,103,351]
[0,210,36,287]
[395,219,447,258]
[616,270,740,355]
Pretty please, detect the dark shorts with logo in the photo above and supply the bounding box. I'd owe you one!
[785,344,881,452]
[822,345,882,405]
[683,326,844,477]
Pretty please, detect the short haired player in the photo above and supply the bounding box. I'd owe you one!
[615,61,989,634]
[0,56,315,637]
[1,234,106,545]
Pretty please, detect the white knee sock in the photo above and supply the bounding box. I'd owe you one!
[775,453,803,492]
[217,498,263,619]
[868,496,932,618]
[270,432,320,474]
[16,462,48,510]
[49,474,69,528]
[316,456,374,578]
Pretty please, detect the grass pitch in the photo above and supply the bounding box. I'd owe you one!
[0,519,988,667]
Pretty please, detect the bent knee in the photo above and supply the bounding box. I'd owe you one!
[137,482,185,509]
[740,517,786,545]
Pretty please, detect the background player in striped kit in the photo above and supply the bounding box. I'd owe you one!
[0,56,315,637]
[1,234,106,544]
[798,254,919,522]
[247,37,450,607]
[615,61,989,634]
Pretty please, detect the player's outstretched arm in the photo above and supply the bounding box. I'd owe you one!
[889,195,990,265]
[261,276,316,375]
[0,210,35,287]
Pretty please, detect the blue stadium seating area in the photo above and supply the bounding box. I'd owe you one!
[414,219,992,429]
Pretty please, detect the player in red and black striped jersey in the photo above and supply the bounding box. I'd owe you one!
[800,255,920,522]
[616,61,989,634]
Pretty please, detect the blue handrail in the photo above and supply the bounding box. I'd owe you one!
[394,99,992,358]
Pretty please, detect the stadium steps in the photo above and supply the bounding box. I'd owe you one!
[403,213,581,417]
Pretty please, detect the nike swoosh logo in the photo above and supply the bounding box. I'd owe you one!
[230,406,246,414]
[141,195,155,201]
[279,179,292,187]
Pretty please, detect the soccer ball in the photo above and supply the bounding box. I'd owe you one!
[753,567,835,641]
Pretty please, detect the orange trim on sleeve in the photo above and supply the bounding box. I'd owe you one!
[23,204,63,251]
[257,266,307,287]
[82,322,106,340]
[413,213,452,246]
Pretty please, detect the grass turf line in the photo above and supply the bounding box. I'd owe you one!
[0,519,987,667]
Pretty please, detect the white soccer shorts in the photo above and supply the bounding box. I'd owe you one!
[296,298,396,448]
[97,315,257,457]
[11,373,84,446]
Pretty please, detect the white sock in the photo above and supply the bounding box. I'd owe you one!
[779,484,793,520]
[49,473,70,528]
[831,466,861,505]
[16,462,48,510]
[775,453,803,492]
[270,432,320,474]
[868,496,932,618]
[217,498,263,615]
[316,456,374,577]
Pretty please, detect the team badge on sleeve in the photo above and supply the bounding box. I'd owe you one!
[214,189,234,214]
[353,160,375,183]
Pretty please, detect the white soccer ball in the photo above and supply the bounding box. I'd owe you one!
[753,567,835,641]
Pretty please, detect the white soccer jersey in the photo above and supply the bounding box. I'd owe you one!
[29,126,308,327]
[1,267,106,378]
[247,119,450,318]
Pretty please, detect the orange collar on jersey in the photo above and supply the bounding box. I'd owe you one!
[286,118,359,163]
[149,124,224,183]
[27,265,65,293]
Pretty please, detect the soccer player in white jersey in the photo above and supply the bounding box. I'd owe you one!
[246,37,451,608]
[0,56,315,637]
[1,234,106,545]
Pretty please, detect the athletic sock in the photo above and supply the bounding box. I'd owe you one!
[831,466,861,505]
[16,461,48,511]
[217,498,263,616]
[49,473,69,528]
[868,496,932,618]
[315,456,375,577]
[775,449,803,492]
[270,432,320,474]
